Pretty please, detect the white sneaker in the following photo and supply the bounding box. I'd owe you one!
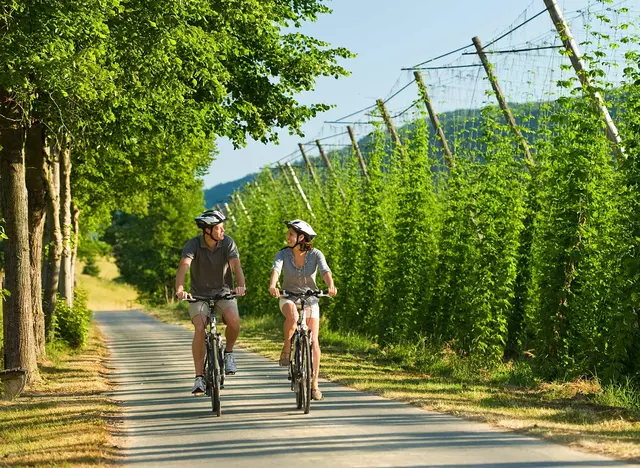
[191,376,205,394]
[224,352,237,375]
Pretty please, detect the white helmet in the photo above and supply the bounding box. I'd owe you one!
[285,219,317,241]
[195,210,226,229]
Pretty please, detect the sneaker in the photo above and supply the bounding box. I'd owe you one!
[191,376,205,394]
[224,352,237,375]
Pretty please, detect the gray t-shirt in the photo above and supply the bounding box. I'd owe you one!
[271,248,331,306]
[181,234,239,297]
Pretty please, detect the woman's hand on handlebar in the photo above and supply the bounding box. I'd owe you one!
[269,286,280,298]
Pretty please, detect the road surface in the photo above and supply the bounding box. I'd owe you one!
[95,310,634,467]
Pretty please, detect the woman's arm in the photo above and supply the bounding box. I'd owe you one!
[269,270,281,298]
[322,271,337,296]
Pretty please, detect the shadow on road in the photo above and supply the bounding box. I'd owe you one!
[95,310,630,468]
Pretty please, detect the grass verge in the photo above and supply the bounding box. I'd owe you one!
[0,324,121,466]
[76,257,140,312]
[148,303,640,462]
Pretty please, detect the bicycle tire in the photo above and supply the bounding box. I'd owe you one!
[301,332,312,414]
[210,335,222,416]
[294,336,303,410]
[218,334,225,388]
[204,341,213,397]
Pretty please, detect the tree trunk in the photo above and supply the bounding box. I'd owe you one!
[44,143,62,341]
[0,89,37,381]
[70,202,80,291]
[25,123,48,359]
[1,268,6,363]
[41,201,52,291]
[58,141,73,308]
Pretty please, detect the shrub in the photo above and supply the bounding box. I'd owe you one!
[82,255,101,277]
[55,288,91,348]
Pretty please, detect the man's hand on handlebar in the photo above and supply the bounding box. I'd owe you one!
[327,286,337,297]
[176,290,191,301]
[235,286,246,297]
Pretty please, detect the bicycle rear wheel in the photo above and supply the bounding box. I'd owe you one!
[210,335,222,416]
[301,332,312,414]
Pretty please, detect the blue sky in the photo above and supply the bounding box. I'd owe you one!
[202,0,588,189]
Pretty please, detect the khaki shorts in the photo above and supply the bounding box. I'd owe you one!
[189,299,238,320]
[279,298,320,319]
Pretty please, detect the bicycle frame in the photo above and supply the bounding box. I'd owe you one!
[187,293,235,416]
[279,289,328,413]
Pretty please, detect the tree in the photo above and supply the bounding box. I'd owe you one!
[104,181,206,305]
[1,0,352,372]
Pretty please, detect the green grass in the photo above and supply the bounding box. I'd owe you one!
[0,324,120,466]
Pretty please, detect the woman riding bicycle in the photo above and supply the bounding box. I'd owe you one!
[269,219,337,401]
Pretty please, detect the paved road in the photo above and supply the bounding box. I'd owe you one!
[95,310,635,467]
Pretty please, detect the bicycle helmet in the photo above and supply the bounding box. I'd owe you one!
[195,210,227,229]
[285,219,317,241]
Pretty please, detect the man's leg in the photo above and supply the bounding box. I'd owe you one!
[189,301,209,393]
[192,315,207,375]
[220,304,240,352]
[220,300,240,374]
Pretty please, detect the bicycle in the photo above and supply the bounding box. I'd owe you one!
[277,289,329,414]
[186,292,236,416]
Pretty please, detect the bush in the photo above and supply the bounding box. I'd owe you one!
[82,255,101,277]
[55,288,91,348]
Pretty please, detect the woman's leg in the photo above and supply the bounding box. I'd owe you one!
[281,301,298,360]
[306,315,321,389]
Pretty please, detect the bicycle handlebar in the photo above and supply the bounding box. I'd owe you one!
[279,289,330,298]
[185,292,237,303]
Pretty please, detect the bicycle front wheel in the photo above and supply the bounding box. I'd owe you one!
[210,335,222,416]
[301,332,312,414]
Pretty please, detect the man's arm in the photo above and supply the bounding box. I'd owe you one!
[229,257,246,296]
[176,257,192,300]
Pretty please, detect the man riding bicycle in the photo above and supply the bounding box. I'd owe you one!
[176,209,246,394]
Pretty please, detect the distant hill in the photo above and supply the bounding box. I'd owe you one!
[204,173,256,208]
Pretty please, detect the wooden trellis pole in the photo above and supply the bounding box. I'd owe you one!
[277,161,297,197]
[472,35,535,169]
[223,202,237,225]
[543,0,624,162]
[298,143,331,211]
[316,139,346,200]
[234,192,251,223]
[376,99,405,159]
[347,125,369,182]
[286,162,315,218]
[414,71,455,170]
[250,181,271,212]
